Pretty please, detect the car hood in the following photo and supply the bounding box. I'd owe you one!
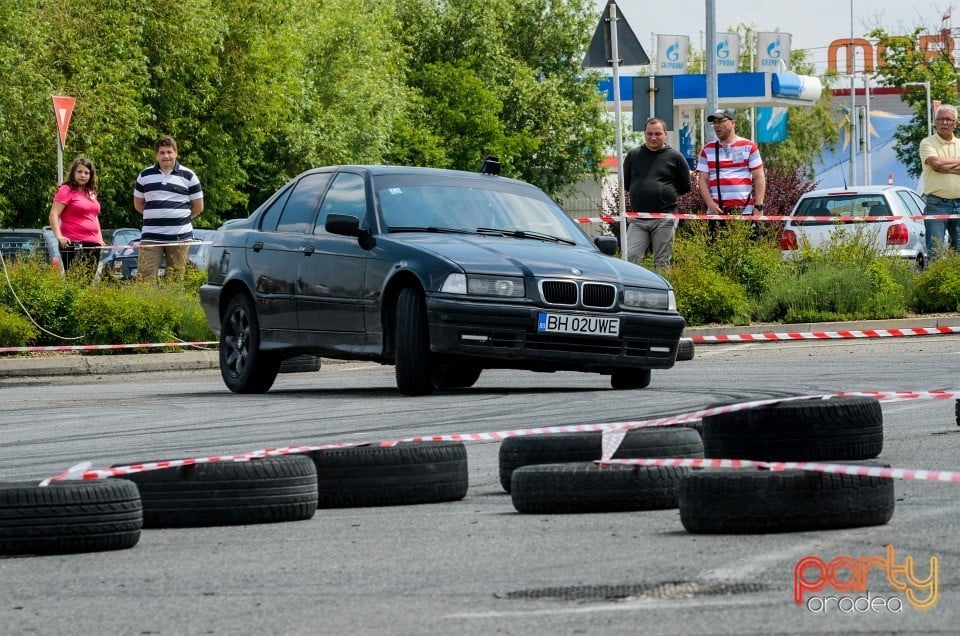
[390,234,669,288]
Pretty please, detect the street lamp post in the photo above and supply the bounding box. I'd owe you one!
[904,81,933,137]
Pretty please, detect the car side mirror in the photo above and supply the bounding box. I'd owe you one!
[326,214,363,237]
[594,235,618,256]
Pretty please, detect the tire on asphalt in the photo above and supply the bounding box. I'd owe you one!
[111,455,318,528]
[278,354,321,374]
[510,463,688,513]
[678,464,895,534]
[676,338,695,361]
[220,293,281,393]
[701,396,883,461]
[433,362,482,390]
[0,479,142,556]
[395,287,436,396]
[306,442,468,507]
[610,368,651,390]
[498,427,703,492]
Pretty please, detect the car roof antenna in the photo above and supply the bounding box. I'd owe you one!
[480,155,501,175]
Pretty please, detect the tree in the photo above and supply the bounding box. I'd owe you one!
[391,0,612,196]
[869,27,960,179]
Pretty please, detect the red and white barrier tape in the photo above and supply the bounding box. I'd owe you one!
[70,240,214,250]
[0,340,217,354]
[40,441,368,485]
[690,326,960,344]
[573,212,960,224]
[6,323,954,354]
[41,390,960,485]
[597,457,960,483]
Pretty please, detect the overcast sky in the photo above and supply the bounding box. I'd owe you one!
[596,0,955,73]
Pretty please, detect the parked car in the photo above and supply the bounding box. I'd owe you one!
[96,227,141,277]
[199,165,685,396]
[779,185,929,269]
[0,227,63,272]
[100,229,215,279]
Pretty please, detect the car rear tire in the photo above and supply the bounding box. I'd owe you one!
[395,287,436,396]
[433,363,482,389]
[220,294,280,393]
[610,368,651,389]
[676,338,695,361]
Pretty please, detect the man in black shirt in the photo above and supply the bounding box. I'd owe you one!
[622,117,692,270]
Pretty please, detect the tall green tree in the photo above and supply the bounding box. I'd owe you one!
[391,0,611,196]
[869,27,960,179]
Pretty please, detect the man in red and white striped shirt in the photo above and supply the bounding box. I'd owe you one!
[696,109,765,216]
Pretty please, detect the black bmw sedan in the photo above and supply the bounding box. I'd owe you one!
[199,165,685,395]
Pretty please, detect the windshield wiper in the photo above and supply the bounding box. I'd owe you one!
[475,227,575,245]
[388,226,473,235]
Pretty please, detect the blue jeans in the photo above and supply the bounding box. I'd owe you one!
[923,195,960,260]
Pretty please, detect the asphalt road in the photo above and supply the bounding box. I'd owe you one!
[0,336,958,635]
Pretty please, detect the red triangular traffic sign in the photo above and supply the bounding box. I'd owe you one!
[52,95,76,148]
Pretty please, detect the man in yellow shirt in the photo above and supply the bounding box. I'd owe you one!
[920,104,960,260]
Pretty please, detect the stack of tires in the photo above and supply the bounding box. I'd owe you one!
[680,396,894,533]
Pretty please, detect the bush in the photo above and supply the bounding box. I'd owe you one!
[665,263,751,326]
[0,305,39,346]
[912,254,960,312]
[0,257,80,344]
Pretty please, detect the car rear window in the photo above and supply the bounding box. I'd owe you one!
[792,195,892,226]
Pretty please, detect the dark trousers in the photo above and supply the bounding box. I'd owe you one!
[61,241,102,273]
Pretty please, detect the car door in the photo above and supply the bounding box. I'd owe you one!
[247,172,332,331]
[296,171,369,334]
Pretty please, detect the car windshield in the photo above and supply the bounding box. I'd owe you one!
[793,195,894,226]
[377,183,585,245]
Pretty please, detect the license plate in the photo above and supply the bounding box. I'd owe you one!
[537,312,620,337]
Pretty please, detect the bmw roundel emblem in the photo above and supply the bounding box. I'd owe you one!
[569,268,582,276]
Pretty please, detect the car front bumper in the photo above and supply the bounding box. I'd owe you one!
[426,296,685,372]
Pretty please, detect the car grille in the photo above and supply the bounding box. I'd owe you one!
[539,280,617,309]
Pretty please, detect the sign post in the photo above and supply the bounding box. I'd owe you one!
[583,1,648,261]
[52,95,76,184]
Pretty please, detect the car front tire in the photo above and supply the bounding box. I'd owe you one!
[220,294,280,393]
[395,287,436,396]
[610,367,651,390]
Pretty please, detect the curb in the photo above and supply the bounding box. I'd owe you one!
[1,316,957,379]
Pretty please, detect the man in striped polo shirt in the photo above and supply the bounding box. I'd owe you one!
[133,136,204,280]
[696,109,765,223]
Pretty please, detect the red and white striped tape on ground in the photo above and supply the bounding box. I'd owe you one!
[40,442,369,486]
[0,341,217,354]
[572,212,960,224]
[689,326,960,344]
[42,390,960,485]
[596,457,960,483]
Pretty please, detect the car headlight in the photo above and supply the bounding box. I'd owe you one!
[441,273,525,297]
[623,287,670,310]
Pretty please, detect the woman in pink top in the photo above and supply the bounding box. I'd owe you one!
[48,156,104,274]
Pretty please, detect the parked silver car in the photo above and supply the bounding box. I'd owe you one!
[779,185,929,269]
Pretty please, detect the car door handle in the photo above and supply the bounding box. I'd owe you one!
[302,245,315,256]
[252,241,263,252]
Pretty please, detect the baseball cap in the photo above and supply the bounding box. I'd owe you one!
[707,109,736,122]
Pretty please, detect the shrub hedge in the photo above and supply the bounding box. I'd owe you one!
[0,237,958,349]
